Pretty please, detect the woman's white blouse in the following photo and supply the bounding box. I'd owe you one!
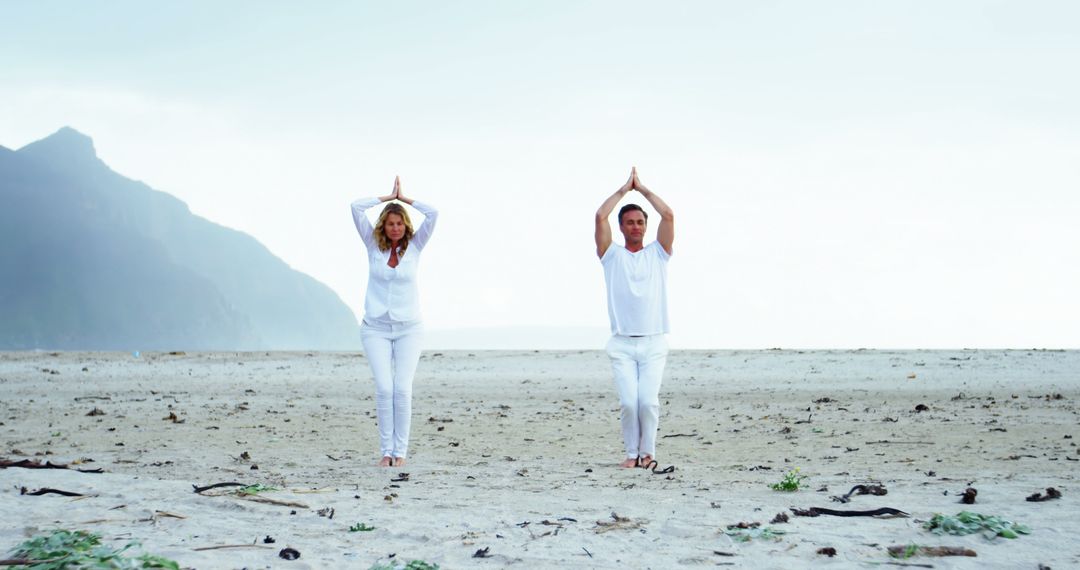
[351,197,438,325]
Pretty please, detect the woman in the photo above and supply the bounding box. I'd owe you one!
[351,176,438,467]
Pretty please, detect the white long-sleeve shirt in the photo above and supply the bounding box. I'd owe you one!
[351,197,438,325]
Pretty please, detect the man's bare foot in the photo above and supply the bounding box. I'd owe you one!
[378,456,392,467]
[619,458,639,468]
[393,457,406,467]
[639,455,654,469]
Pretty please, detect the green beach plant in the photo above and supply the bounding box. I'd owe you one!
[770,468,807,492]
[368,561,440,570]
[924,511,1031,539]
[889,543,920,559]
[349,522,376,532]
[235,484,277,495]
[724,526,787,542]
[6,529,179,569]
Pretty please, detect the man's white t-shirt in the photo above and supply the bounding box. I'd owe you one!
[600,241,670,336]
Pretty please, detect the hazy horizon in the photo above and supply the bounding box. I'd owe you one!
[3,1,1079,349]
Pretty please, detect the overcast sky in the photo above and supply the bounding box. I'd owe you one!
[3,1,1078,348]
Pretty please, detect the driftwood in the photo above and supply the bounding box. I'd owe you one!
[192,481,306,507]
[193,544,273,552]
[235,495,309,509]
[888,545,976,557]
[192,482,244,493]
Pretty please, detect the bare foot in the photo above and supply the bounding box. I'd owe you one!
[393,457,406,467]
[639,455,654,469]
[619,458,639,468]
[378,456,392,467]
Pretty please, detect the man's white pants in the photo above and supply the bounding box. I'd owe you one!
[361,321,423,459]
[606,334,669,459]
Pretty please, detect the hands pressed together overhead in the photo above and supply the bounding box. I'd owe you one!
[619,167,651,195]
[380,176,413,205]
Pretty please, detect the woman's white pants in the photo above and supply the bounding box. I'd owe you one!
[606,334,669,459]
[361,321,423,459]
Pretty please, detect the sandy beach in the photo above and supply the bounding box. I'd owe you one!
[1,349,1077,569]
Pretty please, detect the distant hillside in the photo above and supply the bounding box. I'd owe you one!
[0,127,361,350]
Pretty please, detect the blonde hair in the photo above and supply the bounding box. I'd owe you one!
[374,203,415,253]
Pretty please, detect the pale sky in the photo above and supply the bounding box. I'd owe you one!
[3,1,1078,348]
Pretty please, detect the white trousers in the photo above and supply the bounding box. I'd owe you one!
[606,334,669,459]
[361,320,423,459]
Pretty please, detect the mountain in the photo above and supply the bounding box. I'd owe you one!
[0,127,361,350]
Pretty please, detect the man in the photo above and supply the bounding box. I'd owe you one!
[595,167,675,468]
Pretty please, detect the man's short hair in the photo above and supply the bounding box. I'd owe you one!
[618,203,648,225]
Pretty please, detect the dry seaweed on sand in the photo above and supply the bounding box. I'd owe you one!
[20,486,85,497]
[1,458,104,474]
[830,483,887,503]
[792,506,908,518]
[593,512,645,533]
[723,524,787,542]
[1026,488,1062,502]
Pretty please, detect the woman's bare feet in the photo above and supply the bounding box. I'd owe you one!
[639,455,654,469]
[378,456,392,467]
[393,457,406,467]
[619,457,639,468]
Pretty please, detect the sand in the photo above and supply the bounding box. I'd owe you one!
[1,349,1077,569]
